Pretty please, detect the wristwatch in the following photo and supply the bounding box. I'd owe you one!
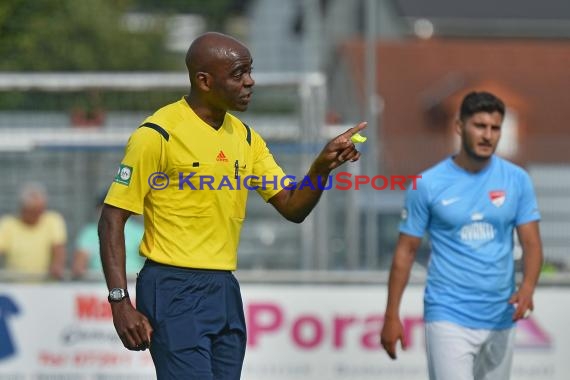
[108,288,129,303]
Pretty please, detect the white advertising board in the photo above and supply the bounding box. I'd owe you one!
[0,283,565,380]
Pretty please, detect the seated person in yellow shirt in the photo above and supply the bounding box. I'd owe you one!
[0,183,67,280]
[72,193,144,280]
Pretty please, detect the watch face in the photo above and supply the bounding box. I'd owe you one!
[109,288,126,301]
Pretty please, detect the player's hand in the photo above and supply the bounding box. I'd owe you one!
[380,316,407,360]
[312,122,367,172]
[509,284,535,321]
[111,299,153,351]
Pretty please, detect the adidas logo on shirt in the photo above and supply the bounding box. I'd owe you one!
[216,150,229,162]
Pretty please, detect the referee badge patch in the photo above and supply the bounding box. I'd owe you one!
[114,164,133,186]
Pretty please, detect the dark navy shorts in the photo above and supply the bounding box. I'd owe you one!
[136,259,247,380]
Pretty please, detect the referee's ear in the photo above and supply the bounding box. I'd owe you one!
[195,71,212,92]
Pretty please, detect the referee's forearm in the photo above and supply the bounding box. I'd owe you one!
[286,167,331,221]
[98,206,128,289]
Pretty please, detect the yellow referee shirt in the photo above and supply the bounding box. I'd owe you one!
[105,97,288,270]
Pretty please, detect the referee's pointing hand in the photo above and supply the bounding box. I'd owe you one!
[312,122,367,172]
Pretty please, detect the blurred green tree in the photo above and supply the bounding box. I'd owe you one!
[0,0,177,71]
[0,0,254,111]
[132,0,250,31]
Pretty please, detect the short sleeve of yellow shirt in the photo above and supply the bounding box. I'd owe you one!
[104,127,167,214]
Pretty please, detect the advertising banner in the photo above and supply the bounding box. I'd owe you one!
[0,283,564,380]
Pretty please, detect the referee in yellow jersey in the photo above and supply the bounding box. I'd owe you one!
[99,31,367,380]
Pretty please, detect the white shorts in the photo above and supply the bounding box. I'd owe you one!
[425,321,516,380]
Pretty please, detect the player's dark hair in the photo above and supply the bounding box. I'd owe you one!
[459,91,505,121]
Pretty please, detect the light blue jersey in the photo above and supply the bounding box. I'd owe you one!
[400,155,540,329]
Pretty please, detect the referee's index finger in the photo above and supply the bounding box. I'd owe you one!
[342,121,367,138]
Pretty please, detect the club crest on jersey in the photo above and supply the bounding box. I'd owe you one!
[216,150,229,162]
[489,190,506,207]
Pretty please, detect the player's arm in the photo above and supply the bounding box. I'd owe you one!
[99,204,153,350]
[99,204,132,292]
[510,221,543,320]
[381,233,422,359]
[98,127,162,350]
[268,122,366,222]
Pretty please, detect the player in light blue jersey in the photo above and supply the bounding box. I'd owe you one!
[380,91,543,380]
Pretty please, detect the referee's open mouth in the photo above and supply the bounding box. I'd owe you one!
[241,92,253,102]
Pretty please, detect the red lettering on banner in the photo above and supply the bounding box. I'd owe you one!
[361,315,383,350]
[246,302,425,351]
[73,351,132,367]
[291,315,323,349]
[333,316,357,348]
[246,302,552,351]
[76,296,112,319]
[39,351,67,366]
[247,303,283,347]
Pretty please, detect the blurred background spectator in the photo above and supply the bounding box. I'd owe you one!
[71,192,145,280]
[0,183,67,281]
